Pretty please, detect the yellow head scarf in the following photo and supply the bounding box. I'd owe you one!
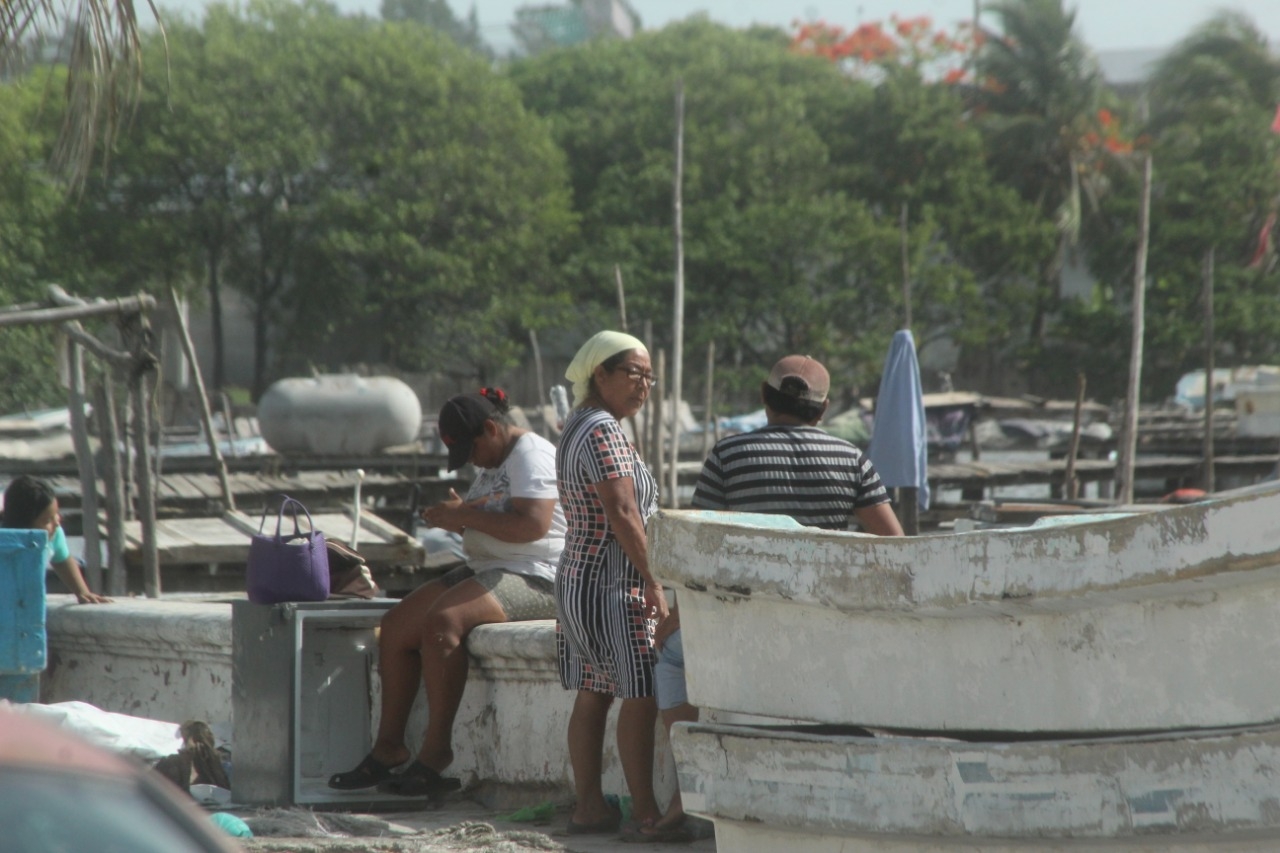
[565,330,648,407]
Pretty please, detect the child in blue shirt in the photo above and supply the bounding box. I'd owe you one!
[2,476,111,604]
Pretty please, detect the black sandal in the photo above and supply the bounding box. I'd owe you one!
[328,753,403,790]
[376,760,462,798]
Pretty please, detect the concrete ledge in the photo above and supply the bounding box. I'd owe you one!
[45,595,233,724]
[674,721,1280,851]
[43,597,672,803]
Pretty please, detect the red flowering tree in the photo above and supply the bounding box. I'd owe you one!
[791,15,976,84]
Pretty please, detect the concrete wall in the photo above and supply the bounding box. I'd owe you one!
[42,596,674,805]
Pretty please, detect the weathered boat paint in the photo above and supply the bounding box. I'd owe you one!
[676,721,1280,851]
[649,480,1280,732]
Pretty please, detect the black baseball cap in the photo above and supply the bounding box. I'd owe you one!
[438,393,499,471]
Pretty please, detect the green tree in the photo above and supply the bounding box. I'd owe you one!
[511,21,917,402]
[70,1,574,395]
[974,0,1109,356]
[1079,11,1280,398]
[0,75,66,411]
[380,0,489,55]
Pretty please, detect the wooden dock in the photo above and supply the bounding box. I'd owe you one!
[115,509,424,570]
[46,469,463,518]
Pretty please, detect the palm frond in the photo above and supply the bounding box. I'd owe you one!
[2,0,160,189]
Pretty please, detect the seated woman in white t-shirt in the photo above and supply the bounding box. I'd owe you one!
[329,387,566,799]
[2,475,111,604]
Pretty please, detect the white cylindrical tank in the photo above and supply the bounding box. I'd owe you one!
[257,375,422,455]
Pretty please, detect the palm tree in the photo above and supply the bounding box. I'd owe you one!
[973,0,1106,347]
[1147,11,1280,131]
[1,0,157,187]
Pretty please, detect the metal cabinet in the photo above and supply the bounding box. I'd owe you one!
[231,599,428,807]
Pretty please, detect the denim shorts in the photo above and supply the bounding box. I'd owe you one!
[654,628,687,711]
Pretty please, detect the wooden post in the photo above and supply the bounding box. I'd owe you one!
[0,292,157,327]
[1202,247,1216,493]
[66,338,103,592]
[529,328,548,438]
[702,341,716,459]
[1117,153,1152,505]
[1065,372,1086,501]
[615,265,629,333]
[132,369,160,597]
[94,377,128,596]
[652,349,666,506]
[167,288,236,511]
[900,202,912,330]
[669,79,686,508]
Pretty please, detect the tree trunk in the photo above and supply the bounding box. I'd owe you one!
[208,247,226,391]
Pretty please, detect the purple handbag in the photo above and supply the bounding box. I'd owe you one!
[246,495,330,604]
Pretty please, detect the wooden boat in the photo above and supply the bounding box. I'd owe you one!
[673,720,1280,851]
[651,480,1280,850]
[648,479,1280,734]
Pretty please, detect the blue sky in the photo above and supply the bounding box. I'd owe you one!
[158,1,1280,54]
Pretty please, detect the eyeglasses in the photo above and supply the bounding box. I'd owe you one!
[615,365,658,387]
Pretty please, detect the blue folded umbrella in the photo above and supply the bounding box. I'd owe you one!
[867,329,930,511]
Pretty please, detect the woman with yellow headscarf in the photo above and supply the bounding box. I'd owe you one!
[555,330,667,834]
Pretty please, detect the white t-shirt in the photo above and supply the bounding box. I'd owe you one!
[461,432,566,582]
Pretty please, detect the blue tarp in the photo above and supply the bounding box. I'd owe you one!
[867,330,930,510]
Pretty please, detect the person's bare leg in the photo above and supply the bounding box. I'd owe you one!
[415,578,507,773]
[568,689,614,825]
[368,580,449,765]
[651,702,699,831]
[616,695,661,824]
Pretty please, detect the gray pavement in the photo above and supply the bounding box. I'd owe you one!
[231,798,716,853]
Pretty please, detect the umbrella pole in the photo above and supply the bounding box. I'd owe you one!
[898,488,919,536]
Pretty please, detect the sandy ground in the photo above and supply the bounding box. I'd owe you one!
[227,798,716,853]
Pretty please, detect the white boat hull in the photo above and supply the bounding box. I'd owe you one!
[675,721,1280,851]
[649,482,1280,733]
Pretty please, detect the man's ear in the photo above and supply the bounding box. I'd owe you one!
[814,399,830,424]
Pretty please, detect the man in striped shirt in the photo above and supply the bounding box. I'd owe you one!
[691,353,903,533]
[642,355,903,841]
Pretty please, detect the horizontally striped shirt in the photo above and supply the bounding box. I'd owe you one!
[690,424,888,530]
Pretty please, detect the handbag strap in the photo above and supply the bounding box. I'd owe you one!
[258,494,315,538]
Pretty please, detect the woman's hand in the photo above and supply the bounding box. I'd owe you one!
[644,583,669,623]
[654,607,679,650]
[421,488,470,534]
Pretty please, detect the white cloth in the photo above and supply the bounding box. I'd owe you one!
[7,700,182,760]
[564,330,648,406]
[461,432,566,582]
[867,329,930,510]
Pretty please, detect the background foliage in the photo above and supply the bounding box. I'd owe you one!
[2,0,1278,415]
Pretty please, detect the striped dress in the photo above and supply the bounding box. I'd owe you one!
[554,406,660,697]
[691,424,888,530]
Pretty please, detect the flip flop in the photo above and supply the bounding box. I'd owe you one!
[327,753,403,790]
[375,760,462,798]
